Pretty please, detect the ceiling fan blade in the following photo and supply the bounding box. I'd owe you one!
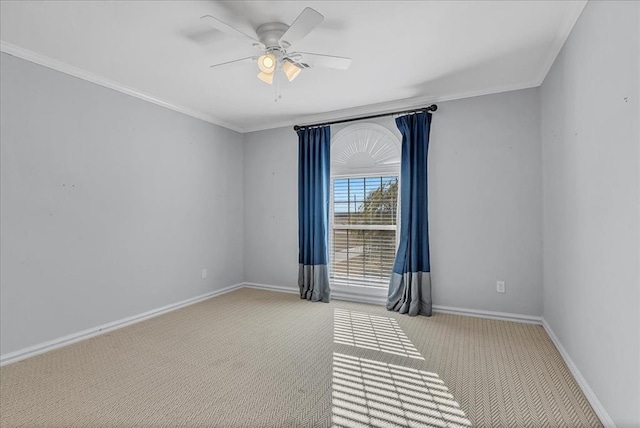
[279,7,324,48]
[210,56,258,69]
[201,15,265,50]
[293,52,352,70]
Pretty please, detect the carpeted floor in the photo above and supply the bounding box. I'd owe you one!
[0,288,601,427]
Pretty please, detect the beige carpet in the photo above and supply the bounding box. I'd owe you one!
[0,288,601,427]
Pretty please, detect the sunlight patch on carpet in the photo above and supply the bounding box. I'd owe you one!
[331,352,472,428]
[333,309,424,360]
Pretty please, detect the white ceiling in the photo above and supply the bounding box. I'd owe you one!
[0,1,586,133]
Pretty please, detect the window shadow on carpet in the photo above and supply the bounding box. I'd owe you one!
[332,309,472,428]
[333,309,424,360]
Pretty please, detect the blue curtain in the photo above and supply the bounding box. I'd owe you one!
[387,112,433,316]
[298,126,331,302]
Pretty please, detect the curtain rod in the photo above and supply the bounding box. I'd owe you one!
[293,104,438,131]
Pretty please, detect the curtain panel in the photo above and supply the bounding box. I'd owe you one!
[297,126,331,302]
[387,112,433,316]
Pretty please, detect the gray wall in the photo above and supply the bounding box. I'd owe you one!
[244,88,543,317]
[0,53,244,355]
[243,127,299,289]
[540,1,640,426]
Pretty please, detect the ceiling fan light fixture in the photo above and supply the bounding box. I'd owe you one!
[282,60,302,81]
[202,7,351,89]
[258,53,276,73]
[257,71,274,84]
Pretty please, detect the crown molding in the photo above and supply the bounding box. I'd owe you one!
[0,41,244,133]
[243,78,542,133]
[2,0,585,136]
[243,2,587,134]
[534,0,588,87]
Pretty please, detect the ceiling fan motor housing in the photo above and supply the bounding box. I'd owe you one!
[256,22,290,50]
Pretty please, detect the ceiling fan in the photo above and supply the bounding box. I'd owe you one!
[201,7,351,85]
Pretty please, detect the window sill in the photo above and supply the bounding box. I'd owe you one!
[330,282,388,306]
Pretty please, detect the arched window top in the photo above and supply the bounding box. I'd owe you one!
[331,123,401,175]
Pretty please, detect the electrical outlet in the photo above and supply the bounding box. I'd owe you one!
[496,281,506,293]
[201,269,207,279]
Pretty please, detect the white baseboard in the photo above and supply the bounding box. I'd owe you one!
[243,281,389,306]
[433,305,542,325]
[243,282,543,325]
[542,318,615,427]
[0,283,244,366]
[243,282,299,295]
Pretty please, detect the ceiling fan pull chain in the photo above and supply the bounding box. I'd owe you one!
[274,65,283,102]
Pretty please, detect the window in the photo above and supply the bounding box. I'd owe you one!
[330,176,399,287]
[329,122,401,289]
